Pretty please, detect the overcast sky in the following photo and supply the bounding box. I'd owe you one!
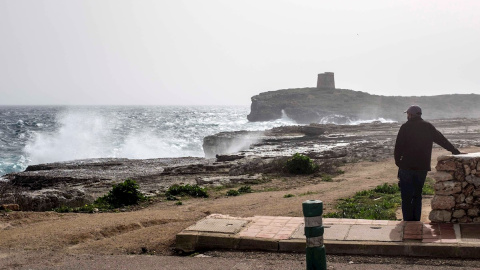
[1,0,479,106]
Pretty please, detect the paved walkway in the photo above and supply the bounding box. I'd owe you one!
[176,214,480,258]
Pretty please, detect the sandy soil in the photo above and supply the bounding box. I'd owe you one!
[1,147,478,261]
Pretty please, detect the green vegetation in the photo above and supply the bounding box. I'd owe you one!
[422,177,435,195]
[238,185,252,194]
[283,194,295,198]
[321,174,333,182]
[298,191,319,197]
[54,179,146,213]
[166,184,209,198]
[226,189,240,196]
[226,185,252,197]
[286,153,318,174]
[325,183,401,220]
[175,201,183,206]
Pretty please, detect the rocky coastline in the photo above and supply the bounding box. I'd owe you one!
[247,88,480,124]
[2,118,480,211]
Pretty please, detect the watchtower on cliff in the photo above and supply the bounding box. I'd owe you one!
[317,72,335,89]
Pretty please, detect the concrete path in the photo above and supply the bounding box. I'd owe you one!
[176,214,480,259]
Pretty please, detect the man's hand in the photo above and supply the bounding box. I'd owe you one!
[452,149,467,155]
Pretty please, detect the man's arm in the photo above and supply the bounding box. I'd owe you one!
[431,125,461,154]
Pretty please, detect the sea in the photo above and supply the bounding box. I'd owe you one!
[0,105,395,177]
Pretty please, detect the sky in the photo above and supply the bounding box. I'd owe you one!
[1,0,479,106]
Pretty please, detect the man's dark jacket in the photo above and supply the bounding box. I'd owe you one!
[394,117,459,171]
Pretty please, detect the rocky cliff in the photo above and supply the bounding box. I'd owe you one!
[247,88,480,124]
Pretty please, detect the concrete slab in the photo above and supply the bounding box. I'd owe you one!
[185,218,249,234]
[460,224,480,242]
[345,225,402,242]
[290,224,351,241]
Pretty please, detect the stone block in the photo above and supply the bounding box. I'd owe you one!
[473,217,480,223]
[477,161,480,171]
[467,208,480,217]
[457,203,471,210]
[455,169,466,181]
[455,194,466,204]
[464,165,471,176]
[453,209,466,218]
[434,181,462,195]
[431,195,455,210]
[463,184,475,196]
[436,160,457,171]
[474,190,480,197]
[466,196,474,204]
[433,171,454,182]
[429,210,452,222]
[459,216,472,223]
[466,175,480,188]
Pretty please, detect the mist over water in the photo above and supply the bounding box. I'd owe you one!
[0,106,397,176]
[0,106,297,175]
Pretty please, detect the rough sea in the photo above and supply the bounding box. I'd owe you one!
[0,106,299,177]
[0,105,396,177]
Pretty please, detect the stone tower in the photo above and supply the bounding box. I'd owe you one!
[317,72,335,89]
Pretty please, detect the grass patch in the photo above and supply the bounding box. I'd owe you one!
[321,174,333,182]
[227,185,252,197]
[324,183,401,220]
[283,194,295,198]
[422,177,435,195]
[298,191,319,197]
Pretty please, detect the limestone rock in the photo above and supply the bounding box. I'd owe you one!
[465,175,480,188]
[453,209,466,218]
[455,193,466,204]
[429,210,452,222]
[433,171,454,182]
[459,216,472,223]
[434,181,462,195]
[436,160,457,171]
[467,208,480,217]
[431,195,455,210]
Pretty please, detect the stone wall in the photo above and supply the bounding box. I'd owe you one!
[430,153,480,223]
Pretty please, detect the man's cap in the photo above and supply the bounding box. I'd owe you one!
[404,105,422,115]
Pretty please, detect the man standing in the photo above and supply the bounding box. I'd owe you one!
[394,105,462,221]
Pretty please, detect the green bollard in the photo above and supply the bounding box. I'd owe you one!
[303,200,327,270]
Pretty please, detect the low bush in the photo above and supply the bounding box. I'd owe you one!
[226,189,240,196]
[238,185,252,194]
[283,194,295,198]
[166,184,209,198]
[286,153,318,175]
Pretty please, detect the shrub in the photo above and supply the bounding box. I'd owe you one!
[283,194,295,198]
[286,153,318,174]
[166,184,209,198]
[98,179,146,208]
[238,185,252,194]
[226,189,240,196]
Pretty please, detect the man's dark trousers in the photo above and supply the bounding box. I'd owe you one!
[398,168,428,221]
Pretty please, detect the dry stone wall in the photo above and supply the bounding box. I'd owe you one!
[430,153,480,223]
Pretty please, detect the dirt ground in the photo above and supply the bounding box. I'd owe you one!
[1,147,478,262]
